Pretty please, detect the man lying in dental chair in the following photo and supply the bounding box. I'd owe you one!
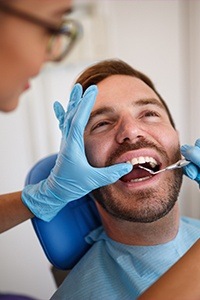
[51,58,200,300]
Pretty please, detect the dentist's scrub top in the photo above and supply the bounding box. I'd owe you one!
[51,217,200,300]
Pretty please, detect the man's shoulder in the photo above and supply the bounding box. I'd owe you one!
[181,216,200,228]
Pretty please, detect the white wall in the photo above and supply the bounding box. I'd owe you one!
[0,1,199,299]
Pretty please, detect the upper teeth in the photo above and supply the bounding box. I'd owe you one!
[126,156,158,168]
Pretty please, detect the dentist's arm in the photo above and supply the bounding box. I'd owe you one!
[0,192,33,233]
[138,239,200,300]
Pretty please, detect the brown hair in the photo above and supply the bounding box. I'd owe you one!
[75,59,175,128]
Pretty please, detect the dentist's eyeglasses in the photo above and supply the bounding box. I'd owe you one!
[0,3,83,62]
[46,19,83,61]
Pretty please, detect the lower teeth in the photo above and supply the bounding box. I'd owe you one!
[130,176,152,183]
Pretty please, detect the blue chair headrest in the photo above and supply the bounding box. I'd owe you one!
[25,154,101,270]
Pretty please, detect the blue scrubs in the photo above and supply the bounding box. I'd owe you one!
[51,217,200,300]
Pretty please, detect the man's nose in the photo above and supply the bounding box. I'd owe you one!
[115,116,144,144]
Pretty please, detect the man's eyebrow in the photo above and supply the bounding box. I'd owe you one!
[88,107,115,122]
[134,98,165,109]
[88,98,165,124]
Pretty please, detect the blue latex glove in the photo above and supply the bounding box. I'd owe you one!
[22,84,132,221]
[181,138,200,185]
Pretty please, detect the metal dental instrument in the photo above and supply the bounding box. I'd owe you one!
[138,158,190,175]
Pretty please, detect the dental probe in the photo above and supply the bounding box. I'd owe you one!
[138,158,190,175]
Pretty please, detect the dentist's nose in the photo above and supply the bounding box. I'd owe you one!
[115,115,144,144]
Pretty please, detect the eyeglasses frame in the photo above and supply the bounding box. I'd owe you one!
[0,3,82,61]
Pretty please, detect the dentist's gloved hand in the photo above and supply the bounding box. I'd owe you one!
[22,84,132,221]
[181,138,200,185]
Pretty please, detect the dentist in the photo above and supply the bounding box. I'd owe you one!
[0,0,132,233]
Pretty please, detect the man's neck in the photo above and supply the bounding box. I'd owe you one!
[96,202,180,246]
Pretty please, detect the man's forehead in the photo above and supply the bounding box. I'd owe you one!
[94,75,163,110]
[96,75,159,100]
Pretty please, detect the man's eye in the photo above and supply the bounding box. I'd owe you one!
[92,121,110,131]
[143,110,160,118]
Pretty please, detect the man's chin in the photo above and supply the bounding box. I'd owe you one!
[92,181,179,224]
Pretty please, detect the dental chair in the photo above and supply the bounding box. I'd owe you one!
[25,154,101,286]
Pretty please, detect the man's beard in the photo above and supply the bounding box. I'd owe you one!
[92,139,183,223]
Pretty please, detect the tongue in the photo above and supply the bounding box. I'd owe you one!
[120,167,151,182]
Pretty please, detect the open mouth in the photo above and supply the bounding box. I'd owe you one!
[120,156,161,183]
